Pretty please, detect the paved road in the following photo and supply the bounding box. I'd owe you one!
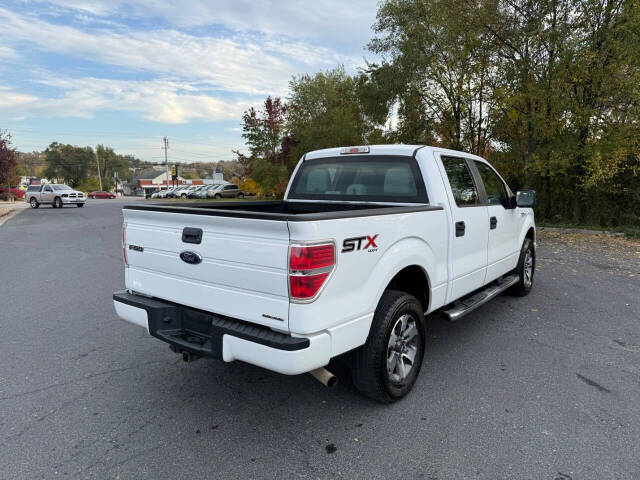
[1,199,639,479]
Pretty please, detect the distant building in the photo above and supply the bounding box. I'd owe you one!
[203,172,228,185]
[124,170,204,196]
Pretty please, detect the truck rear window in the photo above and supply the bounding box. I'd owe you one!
[288,156,428,203]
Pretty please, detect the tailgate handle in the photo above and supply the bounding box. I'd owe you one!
[182,227,203,244]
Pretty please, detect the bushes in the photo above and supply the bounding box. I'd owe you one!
[0,188,24,201]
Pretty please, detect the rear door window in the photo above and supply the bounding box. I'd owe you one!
[289,156,428,203]
[441,156,479,206]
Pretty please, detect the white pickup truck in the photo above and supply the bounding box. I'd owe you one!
[113,145,536,402]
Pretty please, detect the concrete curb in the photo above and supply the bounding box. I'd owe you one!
[0,207,23,227]
[538,226,625,238]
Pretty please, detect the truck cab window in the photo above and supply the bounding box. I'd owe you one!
[474,161,508,206]
[289,156,428,203]
[441,156,478,206]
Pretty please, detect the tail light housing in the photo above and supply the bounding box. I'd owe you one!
[288,242,335,302]
[122,222,128,267]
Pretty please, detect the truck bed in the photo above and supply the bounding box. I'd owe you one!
[123,200,442,221]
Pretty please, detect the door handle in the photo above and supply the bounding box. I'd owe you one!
[455,221,465,237]
[490,216,497,229]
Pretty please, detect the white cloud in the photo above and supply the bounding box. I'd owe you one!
[0,7,362,96]
[38,0,378,51]
[0,86,38,109]
[0,45,18,59]
[0,77,250,123]
[0,1,378,159]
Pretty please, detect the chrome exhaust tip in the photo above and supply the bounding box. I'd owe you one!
[309,367,337,388]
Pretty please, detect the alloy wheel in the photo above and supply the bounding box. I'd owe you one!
[386,314,419,383]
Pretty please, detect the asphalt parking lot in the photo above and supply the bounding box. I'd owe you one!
[1,198,639,479]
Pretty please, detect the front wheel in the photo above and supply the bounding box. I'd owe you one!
[30,198,39,208]
[238,192,244,199]
[214,194,221,199]
[351,290,426,403]
[77,203,84,208]
[54,197,63,208]
[509,238,535,296]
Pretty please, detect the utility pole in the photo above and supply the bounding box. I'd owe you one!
[95,149,103,191]
[163,136,169,191]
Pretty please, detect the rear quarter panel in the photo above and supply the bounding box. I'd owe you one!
[287,209,448,344]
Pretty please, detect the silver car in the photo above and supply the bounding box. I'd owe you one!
[27,184,85,208]
[205,184,225,198]
[209,184,244,199]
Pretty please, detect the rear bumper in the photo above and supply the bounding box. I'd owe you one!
[112,291,331,375]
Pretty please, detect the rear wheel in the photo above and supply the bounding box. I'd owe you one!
[238,192,244,199]
[351,290,426,403]
[29,197,39,208]
[54,197,63,208]
[214,194,221,199]
[509,238,535,296]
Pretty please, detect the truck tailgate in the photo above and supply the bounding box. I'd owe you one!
[122,208,291,331]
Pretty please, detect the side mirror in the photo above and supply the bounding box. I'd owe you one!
[516,190,536,208]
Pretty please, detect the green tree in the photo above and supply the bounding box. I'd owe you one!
[287,67,385,164]
[235,96,291,195]
[369,0,495,154]
[0,130,18,199]
[95,145,129,190]
[44,143,94,187]
[368,0,640,226]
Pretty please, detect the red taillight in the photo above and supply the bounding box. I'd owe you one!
[122,223,128,267]
[289,244,334,270]
[289,273,329,299]
[288,243,335,301]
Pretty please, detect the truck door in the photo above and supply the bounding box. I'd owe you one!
[439,155,489,300]
[41,184,54,203]
[472,161,521,283]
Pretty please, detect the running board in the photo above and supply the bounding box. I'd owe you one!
[442,274,519,321]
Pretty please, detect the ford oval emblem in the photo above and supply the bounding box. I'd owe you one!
[180,251,202,265]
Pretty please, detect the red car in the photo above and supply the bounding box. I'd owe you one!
[88,191,116,199]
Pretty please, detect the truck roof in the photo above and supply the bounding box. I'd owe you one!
[304,144,488,162]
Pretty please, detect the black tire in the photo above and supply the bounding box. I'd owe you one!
[54,197,63,208]
[351,290,426,403]
[29,197,39,208]
[508,238,535,296]
[214,194,221,199]
[238,192,244,199]
[77,203,84,208]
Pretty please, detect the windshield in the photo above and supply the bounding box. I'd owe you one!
[288,156,428,203]
[52,185,72,191]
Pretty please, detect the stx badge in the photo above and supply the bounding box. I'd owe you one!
[342,235,379,253]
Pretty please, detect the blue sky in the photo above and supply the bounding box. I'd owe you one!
[0,1,378,163]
